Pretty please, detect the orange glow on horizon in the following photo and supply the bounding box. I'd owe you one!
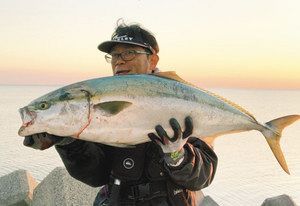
[1,1,300,89]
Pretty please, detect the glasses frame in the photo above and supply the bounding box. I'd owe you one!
[105,50,151,63]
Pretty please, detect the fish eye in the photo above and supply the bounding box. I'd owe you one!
[38,102,50,110]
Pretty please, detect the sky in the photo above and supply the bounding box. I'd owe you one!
[1,0,300,89]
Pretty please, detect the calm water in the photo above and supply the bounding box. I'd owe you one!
[0,85,299,206]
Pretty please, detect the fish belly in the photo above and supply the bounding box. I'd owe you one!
[76,96,257,147]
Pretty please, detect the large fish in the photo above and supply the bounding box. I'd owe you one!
[18,72,299,174]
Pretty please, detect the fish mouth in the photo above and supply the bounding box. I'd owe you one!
[18,107,36,136]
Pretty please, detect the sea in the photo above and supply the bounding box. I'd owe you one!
[0,85,299,206]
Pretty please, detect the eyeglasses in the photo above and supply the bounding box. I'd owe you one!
[105,50,151,63]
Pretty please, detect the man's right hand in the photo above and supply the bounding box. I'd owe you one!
[24,133,75,150]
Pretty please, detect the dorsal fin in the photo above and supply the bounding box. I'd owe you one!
[153,71,257,121]
[153,71,188,83]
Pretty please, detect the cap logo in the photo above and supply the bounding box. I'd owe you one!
[112,35,133,42]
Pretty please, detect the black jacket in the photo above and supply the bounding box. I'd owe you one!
[55,137,218,206]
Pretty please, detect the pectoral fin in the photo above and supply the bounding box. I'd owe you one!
[94,101,132,116]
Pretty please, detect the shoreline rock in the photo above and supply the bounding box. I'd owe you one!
[261,194,297,206]
[31,167,99,206]
[0,169,37,206]
[0,168,298,206]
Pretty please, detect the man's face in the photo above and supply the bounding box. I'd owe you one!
[110,44,158,76]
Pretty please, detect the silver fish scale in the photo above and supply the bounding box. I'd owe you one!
[80,74,252,121]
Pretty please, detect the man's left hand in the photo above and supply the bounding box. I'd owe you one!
[148,116,193,166]
[148,116,193,155]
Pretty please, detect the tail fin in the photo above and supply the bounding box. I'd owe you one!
[262,115,300,174]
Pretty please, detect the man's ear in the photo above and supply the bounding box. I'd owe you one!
[150,54,159,70]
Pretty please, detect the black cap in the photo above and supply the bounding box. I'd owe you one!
[98,33,156,54]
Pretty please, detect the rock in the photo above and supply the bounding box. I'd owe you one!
[200,195,220,206]
[0,169,37,206]
[261,194,297,206]
[31,167,99,206]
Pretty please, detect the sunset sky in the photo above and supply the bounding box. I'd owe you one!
[1,0,300,89]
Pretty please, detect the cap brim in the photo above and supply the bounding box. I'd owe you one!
[98,40,153,53]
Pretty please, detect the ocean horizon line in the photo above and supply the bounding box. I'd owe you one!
[1,83,300,91]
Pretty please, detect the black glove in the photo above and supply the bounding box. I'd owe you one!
[24,133,75,150]
[148,116,193,166]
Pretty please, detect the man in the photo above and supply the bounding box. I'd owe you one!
[29,22,218,206]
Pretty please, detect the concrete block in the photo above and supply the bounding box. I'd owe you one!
[200,195,220,206]
[261,194,297,206]
[0,169,37,206]
[31,167,99,206]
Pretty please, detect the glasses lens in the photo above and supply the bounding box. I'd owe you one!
[121,50,136,61]
[105,54,112,63]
